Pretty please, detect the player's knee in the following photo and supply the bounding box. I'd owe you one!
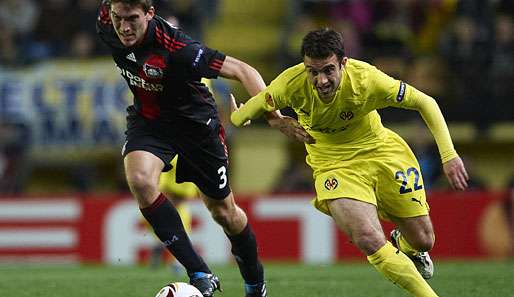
[415,232,435,252]
[126,170,157,196]
[208,203,246,233]
[407,228,435,252]
[352,230,386,255]
[209,205,232,227]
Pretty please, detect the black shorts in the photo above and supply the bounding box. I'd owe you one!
[122,110,231,200]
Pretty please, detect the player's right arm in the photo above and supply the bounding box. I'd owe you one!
[229,91,276,127]
[219,55,285,123]
[222,58,315,143]
[228,65,298,127]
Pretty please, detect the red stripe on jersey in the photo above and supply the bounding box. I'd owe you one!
[155,39,174,52]
[212,58,223,65]
[135,66,162,119]
[136,88,160,119]
[219,124,229,159]
[209,58,224,71]
[162,40,184,51]
[210,61,222,68]
[155,36,185,53]
[155,27,187,46]
[156,39,181,53]
[155,27,187,53]
[131,54,165,119]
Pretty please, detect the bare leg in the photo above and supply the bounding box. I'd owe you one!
[328,198,438,297]
[327,198,386,255]
[201,191,265,293]
[201,191,247,235]
[391,215,435,252]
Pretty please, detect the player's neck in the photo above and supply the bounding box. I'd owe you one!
[319,95,335,104]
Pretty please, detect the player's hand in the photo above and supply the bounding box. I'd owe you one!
[442,156,469,191]
[229,94,251,126]
[267,116,315,144]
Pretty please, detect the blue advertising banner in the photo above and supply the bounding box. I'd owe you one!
[0,59,131,148]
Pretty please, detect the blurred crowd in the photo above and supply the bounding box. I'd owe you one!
[1,0,513,195]
[278,0,514,128]
[0,0,218,64]
[1,0,512,126]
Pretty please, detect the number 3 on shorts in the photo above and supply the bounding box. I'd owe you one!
[217,166,227,189]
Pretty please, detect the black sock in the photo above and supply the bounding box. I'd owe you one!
[141,194,210,275]
[227,224,264,284]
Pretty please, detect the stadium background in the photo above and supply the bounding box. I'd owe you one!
[0,0,513,267]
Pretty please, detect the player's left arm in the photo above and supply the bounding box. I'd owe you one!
[218,55,286,123]
[406,88,469,190]
[228,93,314,143]
[370,67,469,191]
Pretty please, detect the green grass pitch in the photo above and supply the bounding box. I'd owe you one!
[0,261,512,296]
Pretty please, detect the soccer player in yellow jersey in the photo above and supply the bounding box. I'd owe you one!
[230,28,469,297]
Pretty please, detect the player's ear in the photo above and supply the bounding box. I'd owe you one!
[340,57,348,67]
[146,6,155,20]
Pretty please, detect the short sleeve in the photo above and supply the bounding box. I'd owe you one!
[191,45,226,79]
[170,37,227,80]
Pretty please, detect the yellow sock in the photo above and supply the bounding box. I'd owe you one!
[398,235,419,257]
[398,233,435,257]
[367,242,438,297]
[176,203,192,233]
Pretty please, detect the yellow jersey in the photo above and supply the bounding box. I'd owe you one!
[231,59,458,174]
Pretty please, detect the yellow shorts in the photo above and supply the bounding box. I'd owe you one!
[159,156,198,199]
[312,130,429,220]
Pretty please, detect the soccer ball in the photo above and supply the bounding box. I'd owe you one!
[154,282,202,297]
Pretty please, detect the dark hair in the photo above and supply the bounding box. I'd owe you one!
[301,28,345,61]
[110,0,153,12]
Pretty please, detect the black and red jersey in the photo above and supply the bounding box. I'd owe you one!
[96,3,226,125]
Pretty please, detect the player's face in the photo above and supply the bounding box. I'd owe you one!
[304,54,347,101]
[110,3,155,47]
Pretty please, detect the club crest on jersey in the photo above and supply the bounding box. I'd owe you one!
[324,176,338,190]
[339,111,353,120]
[143,63,163,79]
[143,54,166,79]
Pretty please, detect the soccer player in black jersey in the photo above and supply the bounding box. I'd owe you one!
[94,1,311,296]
